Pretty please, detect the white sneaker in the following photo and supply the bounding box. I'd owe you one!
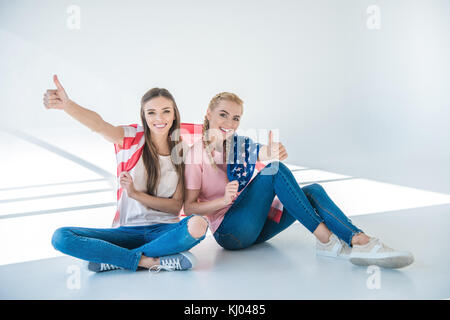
[316,234,352,260]
[349,237,414,269]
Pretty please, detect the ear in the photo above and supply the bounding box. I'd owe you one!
[206,109,211,121]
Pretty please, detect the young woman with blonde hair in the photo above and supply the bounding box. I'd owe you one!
[46,75,208,272]
[183,92,414,269]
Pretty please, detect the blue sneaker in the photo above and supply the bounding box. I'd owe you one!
[149,251,196,272]
[87,262,123,272]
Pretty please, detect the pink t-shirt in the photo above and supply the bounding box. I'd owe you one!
[183,135,284,234]
[184,140,234,234]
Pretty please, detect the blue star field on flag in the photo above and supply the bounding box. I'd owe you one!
[227,134,261,192]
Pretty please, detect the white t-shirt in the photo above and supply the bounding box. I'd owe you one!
[119,154,180,226]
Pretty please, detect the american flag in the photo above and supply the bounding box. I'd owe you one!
[225,133,283,223]
[227,134,261,192]
[113,123,284,224]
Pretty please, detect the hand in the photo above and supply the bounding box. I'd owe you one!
[43,75,70,110]
[258,130,288,161]
[223,180,239,205]
[119,171,138,198]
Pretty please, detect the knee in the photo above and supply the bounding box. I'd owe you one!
[187,215,209,239]
[260,161,288,176]
[51,227,71,251]
[276,161,289,172]
[215,233,251,250]
[302,183,324,195]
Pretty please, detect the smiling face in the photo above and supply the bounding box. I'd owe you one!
[142,96,176,137]
[206,99,243,141]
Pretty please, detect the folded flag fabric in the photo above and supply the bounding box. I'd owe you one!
[112,124,145,227]
[225,133,283,223]
[226,134,261,192]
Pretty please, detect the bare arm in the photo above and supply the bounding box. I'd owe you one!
[43,75,125,147]
[184,189,227,216]
[129,179,184,215]
[183,181,239,216]
[64,100,125,147]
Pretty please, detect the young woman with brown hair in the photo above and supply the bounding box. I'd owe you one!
[47,75,208,272]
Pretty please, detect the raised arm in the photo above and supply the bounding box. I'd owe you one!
[43,75,125,147]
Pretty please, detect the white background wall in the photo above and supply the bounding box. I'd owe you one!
[1,0,449,193]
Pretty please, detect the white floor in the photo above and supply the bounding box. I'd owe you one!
[1,126,450,299]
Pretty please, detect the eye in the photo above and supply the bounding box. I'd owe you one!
[147,111,155,115]
[164,110,171,113]
[233,117,240,122]
[220,113,227,118]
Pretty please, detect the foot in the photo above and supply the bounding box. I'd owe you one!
[316,233,352,260]
[87,262,124,272]
[349,237,414,269]
[149,251,197,272]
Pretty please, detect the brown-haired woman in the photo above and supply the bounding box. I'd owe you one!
[47,75,208,272]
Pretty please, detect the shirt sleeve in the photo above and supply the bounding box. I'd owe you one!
[184,145,203,190]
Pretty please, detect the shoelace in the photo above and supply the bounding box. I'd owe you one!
[371,238,394,253]
[100,263,120,271]
[149,257,182,273]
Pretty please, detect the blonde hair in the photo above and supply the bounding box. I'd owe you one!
[202,92,243,168]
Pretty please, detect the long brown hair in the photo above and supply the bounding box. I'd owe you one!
[202,92,244,168]
[140,88,184,197]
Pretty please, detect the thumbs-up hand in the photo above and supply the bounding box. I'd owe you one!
[43,75,70,110]
[268,130,274,148]
[258,130,288,162]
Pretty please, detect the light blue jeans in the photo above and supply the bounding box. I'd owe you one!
[214,161,363,249]
[51,215,206,271]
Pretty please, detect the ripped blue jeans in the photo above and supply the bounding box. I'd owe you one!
[51,215,207,271]
[213,161,363,249]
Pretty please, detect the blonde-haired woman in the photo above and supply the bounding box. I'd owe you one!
[183,92,414,269]
[47,75,208,272]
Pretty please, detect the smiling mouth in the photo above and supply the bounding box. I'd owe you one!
[219,127,233,133]
[153,123,167,129]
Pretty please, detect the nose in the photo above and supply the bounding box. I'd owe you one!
[223,118,233,129]
[155,112,163,121]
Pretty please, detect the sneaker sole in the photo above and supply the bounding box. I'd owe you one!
[350,253,414,269]
[316,250,350,260]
